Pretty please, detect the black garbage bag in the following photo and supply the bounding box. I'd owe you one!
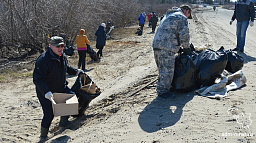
[63,46,74,56]
[225,49,244,73]
[189,43,200,61]
[172,50,196,92]
[86,44,98,61]
[71,72,101,116]
[194,46,228,88]
[135,28,142,36]
[178,44,199,61]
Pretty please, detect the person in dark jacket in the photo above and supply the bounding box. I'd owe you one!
[33,36,83,142]
[230,0,255,53]
[149,12,159,33]
[160,14,165,21]
[106,22,112,34]
[95,23,107,58]
[148,12,153,27]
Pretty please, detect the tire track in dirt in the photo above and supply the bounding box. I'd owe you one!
[191,7,236,50]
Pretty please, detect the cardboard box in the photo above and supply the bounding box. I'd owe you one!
[52,93,79,116]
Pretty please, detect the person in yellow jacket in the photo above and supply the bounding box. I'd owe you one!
[76,29,90,71]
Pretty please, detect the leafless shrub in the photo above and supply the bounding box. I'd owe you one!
[0,0,141,58]
[0,0,199,59]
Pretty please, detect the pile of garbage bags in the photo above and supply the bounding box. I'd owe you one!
[171,44,244,93]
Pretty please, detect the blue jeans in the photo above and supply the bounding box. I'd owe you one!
[236,21,249,52]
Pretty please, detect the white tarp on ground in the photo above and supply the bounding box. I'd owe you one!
[195,70,246,99]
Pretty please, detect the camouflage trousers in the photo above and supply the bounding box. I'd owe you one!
[154,49,175,95]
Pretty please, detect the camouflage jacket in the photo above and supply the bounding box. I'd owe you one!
[152,9,190,53]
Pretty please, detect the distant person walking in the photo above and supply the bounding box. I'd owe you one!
[149,12,158,33]
[76,29,90,71]
[138,13,145,31]
[213,5,216,11]
[95,23,107,58]
[230,0,255,53]
[160,14,165,21]
[148,12,153,27]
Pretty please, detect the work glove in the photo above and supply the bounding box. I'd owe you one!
[45,91,53,100]
[76,69,84,76]
[229,20,233,25]
[249,21,254,27]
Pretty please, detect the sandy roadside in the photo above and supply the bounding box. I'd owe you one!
[0,6,256,143]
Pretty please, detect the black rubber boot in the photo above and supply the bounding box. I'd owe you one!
[39,126,49,143]
[59,116,72,128]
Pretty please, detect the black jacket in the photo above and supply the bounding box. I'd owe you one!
[33,47,77,97]
[231,0,255,22]
[95,26,106,47]
[150,14,159,25]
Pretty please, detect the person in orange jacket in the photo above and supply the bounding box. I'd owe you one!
[76,29,90,71]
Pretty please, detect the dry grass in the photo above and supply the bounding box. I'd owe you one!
[109,27,138,40]
[0,70,33,83]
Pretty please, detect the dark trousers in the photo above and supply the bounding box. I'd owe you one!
[139,23,144,31]
[78,50,87,71]
[37,86,75,128]
[152,23,157,32]
[96,44,104,57]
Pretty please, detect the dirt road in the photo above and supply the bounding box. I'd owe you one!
[1,6,256,143]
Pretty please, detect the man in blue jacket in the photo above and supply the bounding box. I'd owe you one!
[138,13,145,31]
[230,0,255,53]
[33,36,83,142]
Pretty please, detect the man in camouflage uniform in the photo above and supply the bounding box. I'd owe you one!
[152,5,192,98]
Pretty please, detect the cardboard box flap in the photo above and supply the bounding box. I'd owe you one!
[81,83,97,94]
[51,93,79,116]
[53,93,77,104]
[66,95,78,104]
